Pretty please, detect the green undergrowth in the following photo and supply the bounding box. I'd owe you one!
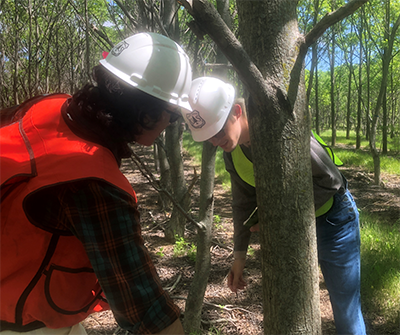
[318,130,400,175]
[182,131,231,188]
[309,129,399,330]
[360,212,400,330]
[182,128,400,331]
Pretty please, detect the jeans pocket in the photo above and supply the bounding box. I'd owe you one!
[325,192,356,227]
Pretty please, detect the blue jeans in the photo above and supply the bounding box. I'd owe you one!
[316,189,366,335]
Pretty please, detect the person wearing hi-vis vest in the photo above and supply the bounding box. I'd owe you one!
[0,33,192,335]
[181,76,366,335]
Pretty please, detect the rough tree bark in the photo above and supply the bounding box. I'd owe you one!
[182,0,368,333]
[236,2,320,333]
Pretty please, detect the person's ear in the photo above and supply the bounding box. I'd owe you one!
[232,104,242,119]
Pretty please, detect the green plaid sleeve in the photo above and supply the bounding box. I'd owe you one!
[59,180,180,334]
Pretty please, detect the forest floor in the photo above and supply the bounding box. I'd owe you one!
[82,145,400,335]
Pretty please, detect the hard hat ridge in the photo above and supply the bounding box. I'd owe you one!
[99,32,192,111]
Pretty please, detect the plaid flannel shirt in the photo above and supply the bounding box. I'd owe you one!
[28,180,180,334]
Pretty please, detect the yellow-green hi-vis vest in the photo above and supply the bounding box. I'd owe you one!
[231,145,255,187]
[231,133,343,217]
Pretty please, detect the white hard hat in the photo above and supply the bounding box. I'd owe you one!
[100,32,192,111]
[183,77,235,142]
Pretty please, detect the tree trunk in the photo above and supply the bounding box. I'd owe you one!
[28,0,33,98]
[164,122,189,241]
[163,0,190,241]
[307,0,319,133]
[84,0,91,83]
[12,3,20,105]
[356,11,363,149]
[157,135,173,210]
[369,7,400,184]
[55,28,62,92]
[184,1,231,330]
[236,1,321,334]
[366,41,371,141]
[329,27,336,146]
[383,87,388,154]
[390,68,396,140]
[315,60,320,134]
[346,27,354,140]
[183,142,216,333]
[305,0,319,108]
[34,13,40,96]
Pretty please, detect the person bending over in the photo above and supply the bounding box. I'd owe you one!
[1,33,192,335]
[181,76,366,335]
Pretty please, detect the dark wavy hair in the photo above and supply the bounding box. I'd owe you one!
[66,65,170,164]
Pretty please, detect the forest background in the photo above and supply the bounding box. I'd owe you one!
[1,0,399,334]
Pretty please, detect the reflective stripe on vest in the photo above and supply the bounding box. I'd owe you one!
[311,130,343,166]
[315,196,334,217]
[311,131,343,216]
[231,145,255,187]
[231,134,342,217]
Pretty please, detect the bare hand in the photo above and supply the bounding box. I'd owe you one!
[227,258,247,293]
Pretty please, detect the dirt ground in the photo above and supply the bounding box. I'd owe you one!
[82,145,400,335]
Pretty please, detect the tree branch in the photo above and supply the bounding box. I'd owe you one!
[180,0,269,104]
[67,0,113,50]
[304,0,369,49]
[290,0,368,104]
[129,149,204,231]
[113,0,138,31]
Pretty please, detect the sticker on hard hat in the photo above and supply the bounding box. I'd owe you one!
[111,41,129,57]
[186,111,206,129]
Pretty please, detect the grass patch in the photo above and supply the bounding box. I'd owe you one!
[318,129,400,153]
[316,130,369,149]
[182,131,231,188]
[360,213,400,328]
[313,130,400,329]
[182,128,399,331]
[317,130,400,175]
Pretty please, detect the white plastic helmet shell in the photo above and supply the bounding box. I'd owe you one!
[99,32,192,111]
[183,77,235,142]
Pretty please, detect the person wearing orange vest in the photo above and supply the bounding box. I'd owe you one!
[0,33,192,335]
[182,77,366,335]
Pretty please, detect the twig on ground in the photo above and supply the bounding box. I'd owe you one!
[211,239,233,251]
[201,318,237,326]
[203,301,257,315]
[170,296,256,315]
[164,274,182,293]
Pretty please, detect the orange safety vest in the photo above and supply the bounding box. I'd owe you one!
[0,94,137,331]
